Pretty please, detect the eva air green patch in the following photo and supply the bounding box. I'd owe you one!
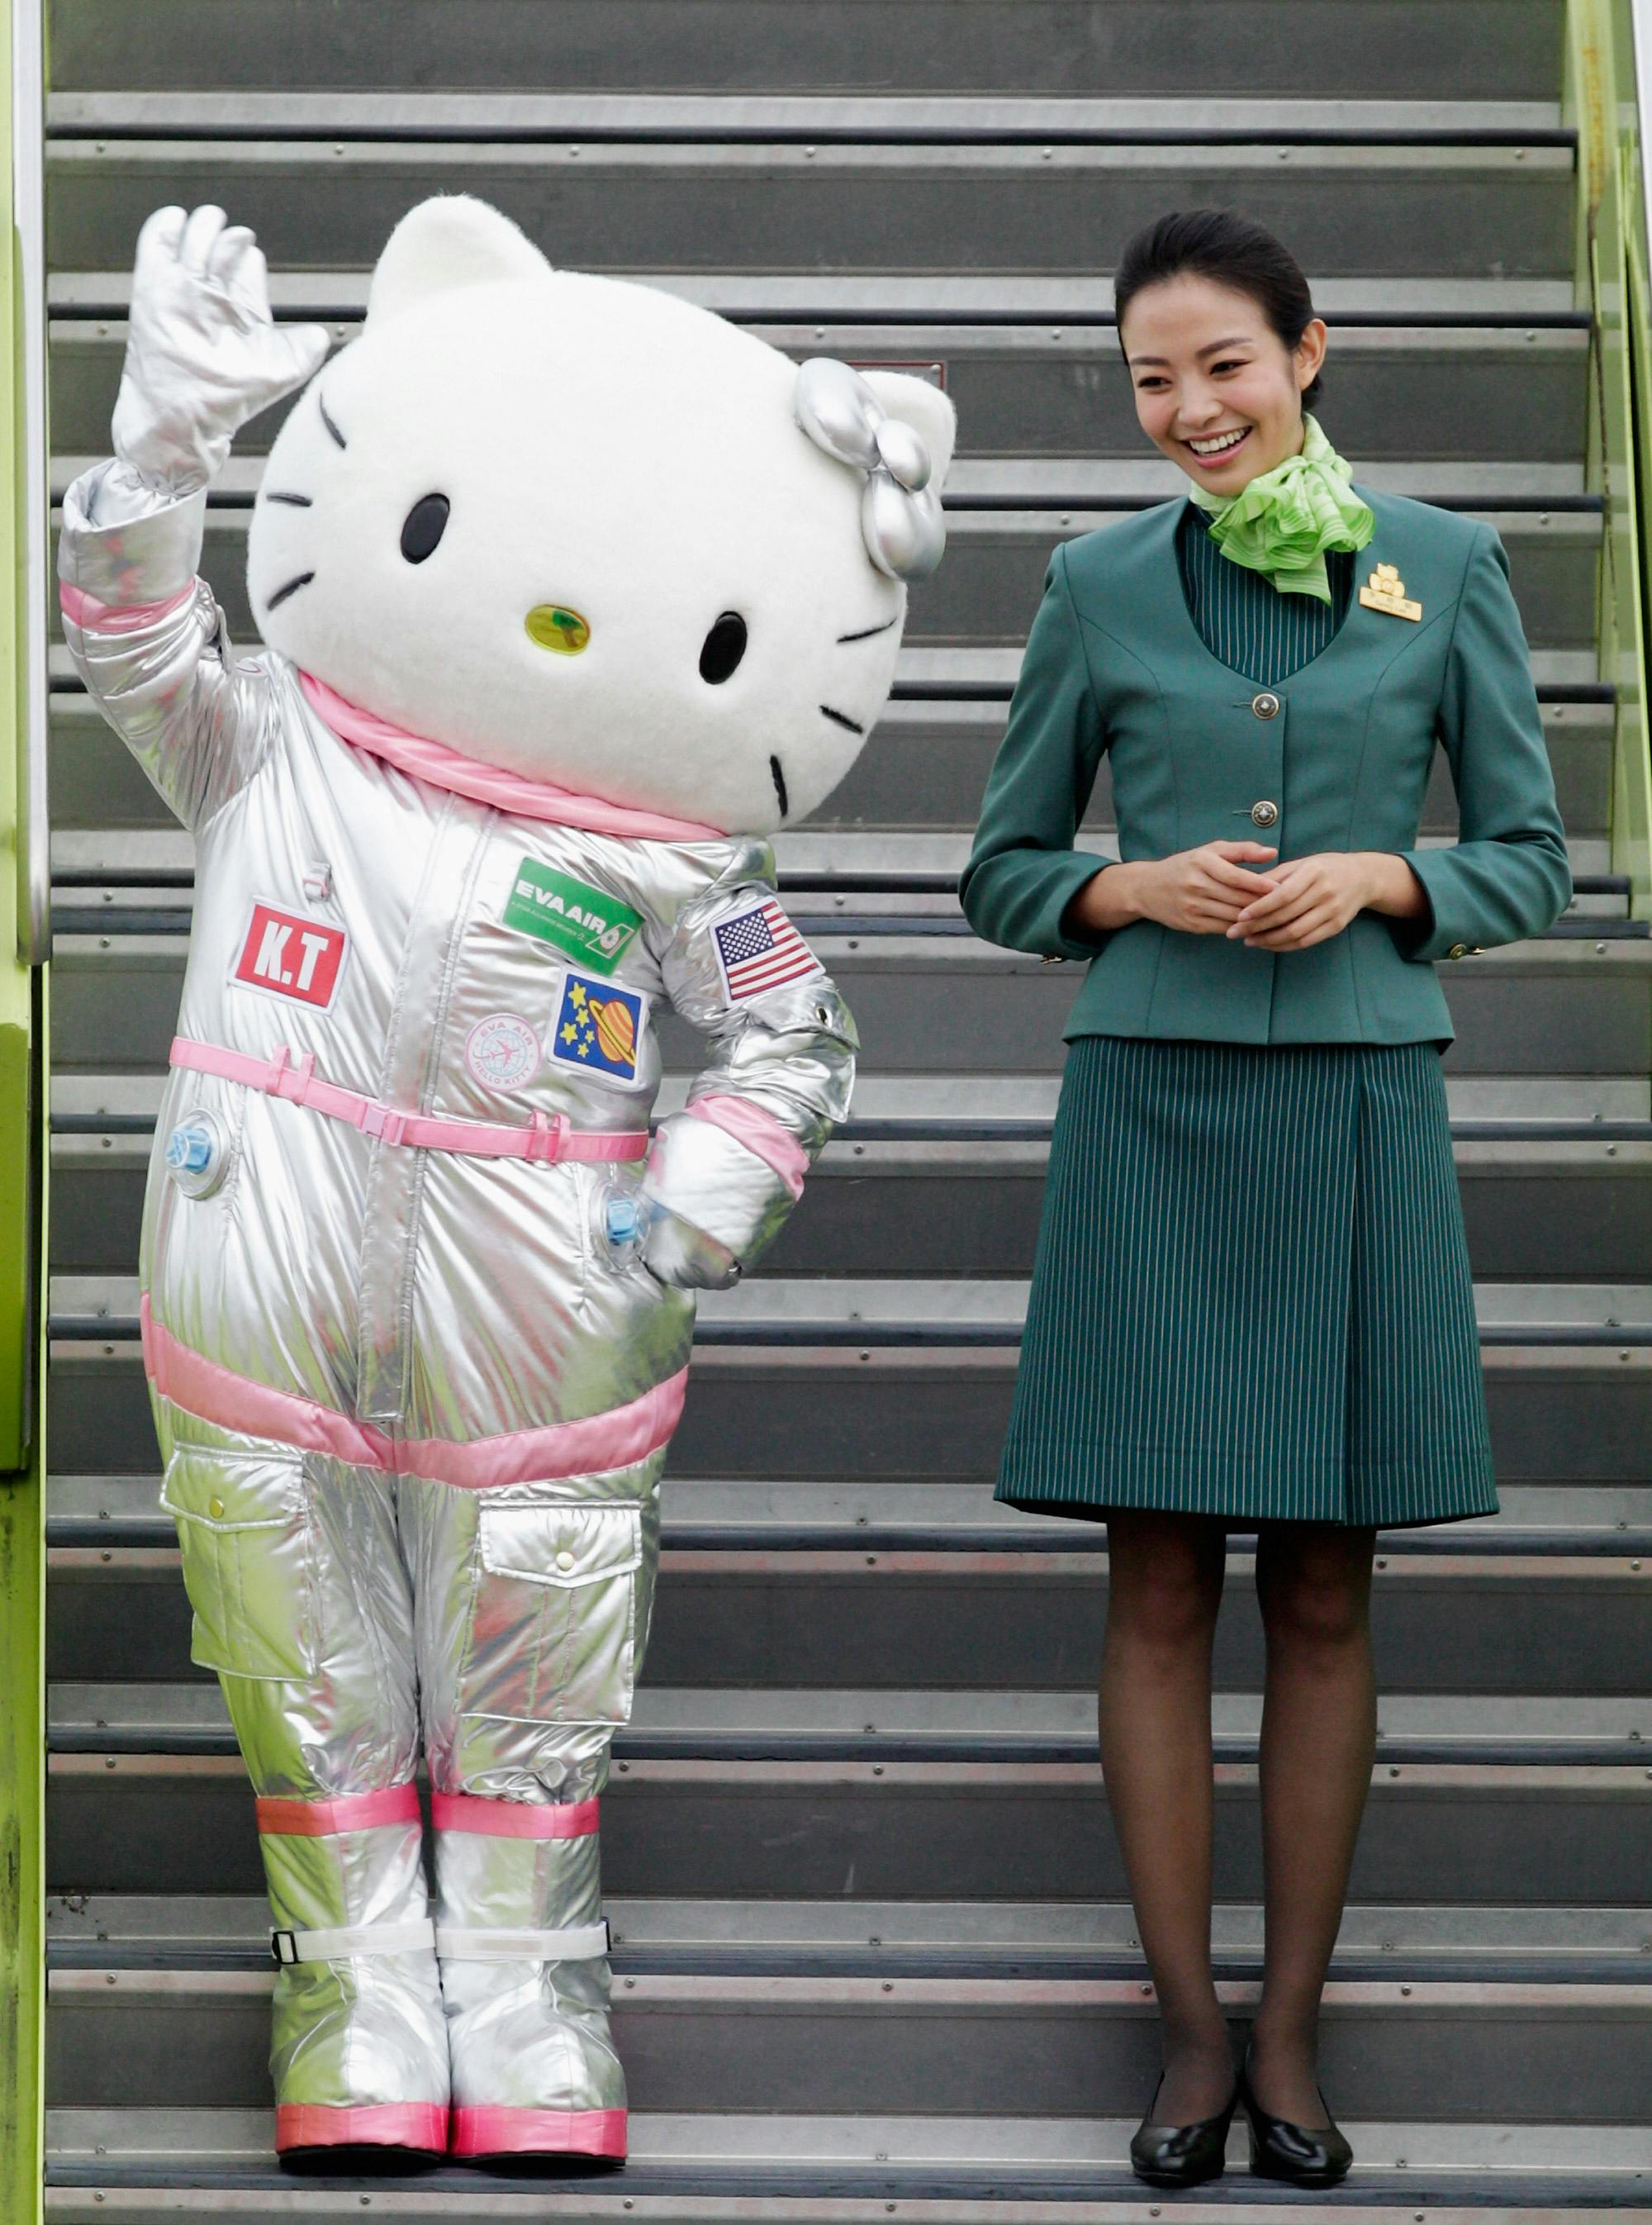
[502,862,643,973]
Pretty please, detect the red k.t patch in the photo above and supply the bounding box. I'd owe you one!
[233,903,347,1009]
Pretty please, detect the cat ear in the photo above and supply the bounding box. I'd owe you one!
[860,372,958,495]
[366,195,553,326]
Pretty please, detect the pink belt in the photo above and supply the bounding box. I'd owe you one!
[170,1038,648,1164]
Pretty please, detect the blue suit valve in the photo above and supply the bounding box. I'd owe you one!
[598,1185,655,1265]
[165,1114,229,1198]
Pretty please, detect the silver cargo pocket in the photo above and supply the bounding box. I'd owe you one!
[472,1499,648,1727]
[160,1446,318,1681]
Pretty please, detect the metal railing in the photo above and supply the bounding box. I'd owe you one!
[1569,0,1652,917]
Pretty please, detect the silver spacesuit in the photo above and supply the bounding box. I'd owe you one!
[59,468,855,2156]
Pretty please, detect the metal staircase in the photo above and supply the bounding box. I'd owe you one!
[37,1,1652,2216]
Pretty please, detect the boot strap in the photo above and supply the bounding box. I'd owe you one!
[270,1918,436,1966]
[434,1920,610,1961]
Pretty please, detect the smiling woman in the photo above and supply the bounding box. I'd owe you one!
[960,206,1572,2194]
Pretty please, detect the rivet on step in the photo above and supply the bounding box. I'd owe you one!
[1376,1557,1388,1569]
[1140,1981,1152,1995]
[872,1764,884,1776]
[1607,1146,1618,1157]
[105,1972,115,1985]
[618,1761,629,1772]
[1632,1562,1643,1571]
[866,1557,876,1567]
[624,1977,635,1988]
[1597,943,1607,954]
[1400,1984,1412,1996]
[883,1980,894,1993]
[104,1757,116,1771]
[1389,1766,1401,1778]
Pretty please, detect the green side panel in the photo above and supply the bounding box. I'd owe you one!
[0,0,48,2215]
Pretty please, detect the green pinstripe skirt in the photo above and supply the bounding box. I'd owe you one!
[997,1036,1498,1528]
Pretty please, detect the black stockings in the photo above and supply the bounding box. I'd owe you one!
[1098,1509,1377,2126]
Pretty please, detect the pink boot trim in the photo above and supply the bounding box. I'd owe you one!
[275,2101,448,2153]
[449,2106,629,2160]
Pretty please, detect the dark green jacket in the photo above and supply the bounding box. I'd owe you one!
[960,490,1572,1046]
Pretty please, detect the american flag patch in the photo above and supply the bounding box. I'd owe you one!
[713,899,824,1004]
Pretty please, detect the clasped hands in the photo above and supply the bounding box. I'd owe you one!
[1066,843,1427,953]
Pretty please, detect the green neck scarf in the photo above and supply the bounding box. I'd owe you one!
[1186,411,1374,604]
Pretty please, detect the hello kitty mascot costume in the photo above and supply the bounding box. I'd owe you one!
[59,198,954,2161]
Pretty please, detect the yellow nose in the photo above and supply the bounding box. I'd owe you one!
[525,605,591,654]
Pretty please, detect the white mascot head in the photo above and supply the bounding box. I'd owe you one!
[247,194,957,836]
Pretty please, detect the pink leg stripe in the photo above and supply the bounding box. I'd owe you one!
[59,578,195,634]
[684,1095,809,1200]
[449,2106,627,2160]
[431,1792,600,1839]
[256,1784,420,1837]
[275,2102,448,2153]
[142,1296,687,1487]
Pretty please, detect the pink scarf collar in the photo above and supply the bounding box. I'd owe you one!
[297,668,724,844]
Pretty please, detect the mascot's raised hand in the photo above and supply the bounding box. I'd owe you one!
[59,196,954,2165]
[112,202,330,495]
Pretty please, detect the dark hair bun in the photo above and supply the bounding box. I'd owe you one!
[1114,208,1323,409]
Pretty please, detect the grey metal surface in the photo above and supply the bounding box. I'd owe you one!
[44,1543,1652,1697]
[45,143,1575,283]
[48,690,1617,842]
[45,322,1594,468]
[43,1,1567,101]
[45,502,1602,653]
[46,1750,1652,1905]
[42,1966,1652,2122]
[44,1341,1652,1489]
[42,937,1652,1081]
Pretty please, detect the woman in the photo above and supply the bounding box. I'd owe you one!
[960,209,1570,2188]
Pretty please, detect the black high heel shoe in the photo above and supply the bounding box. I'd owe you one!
[1238,2047,1353,2186]
[1128,2073,1240,2188]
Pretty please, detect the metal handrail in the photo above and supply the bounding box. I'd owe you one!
[11,0,47,965]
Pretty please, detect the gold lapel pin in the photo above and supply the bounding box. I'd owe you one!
[1358,560,1422,622]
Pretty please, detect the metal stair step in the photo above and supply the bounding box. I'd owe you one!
[48,269,1592,325]
[45,1682,1652,1767]
[45,1339,1652,1489]
[45,1540,1652,1696]
[47,93,1576,141]
[41,1961,1652,2124]
[47,321,1593,471]
[47,1123,1652,1280]
[44,1891,1652,1980]
[44,142,1575,288]
[45,1476,1652,1557]
[45,0,1567,102]
[38,2115,1652,2225]
[44,932,1652,1083]
[46,693,1617,843]
[46,1746,1652,1905]
[47,502,1601,656]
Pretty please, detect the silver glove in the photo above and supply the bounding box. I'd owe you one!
[112,203,331,494]
[642,1202,742,1291]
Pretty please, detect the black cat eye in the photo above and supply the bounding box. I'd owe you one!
[699,611,748,684]
[400,493,450,564]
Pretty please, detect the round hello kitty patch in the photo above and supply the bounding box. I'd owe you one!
[465,1012,542,1092]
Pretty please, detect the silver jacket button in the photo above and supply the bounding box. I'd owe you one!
[1250,800,1279,829]
[555,1549,576,1572]
[1251,691,1280,720]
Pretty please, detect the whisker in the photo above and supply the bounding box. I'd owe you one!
[266,571,316,611]
[769,755,789,819]
[317,392,348,449]
[819,704,865,735]
[837,616,898,644]
[264,492,313,507]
